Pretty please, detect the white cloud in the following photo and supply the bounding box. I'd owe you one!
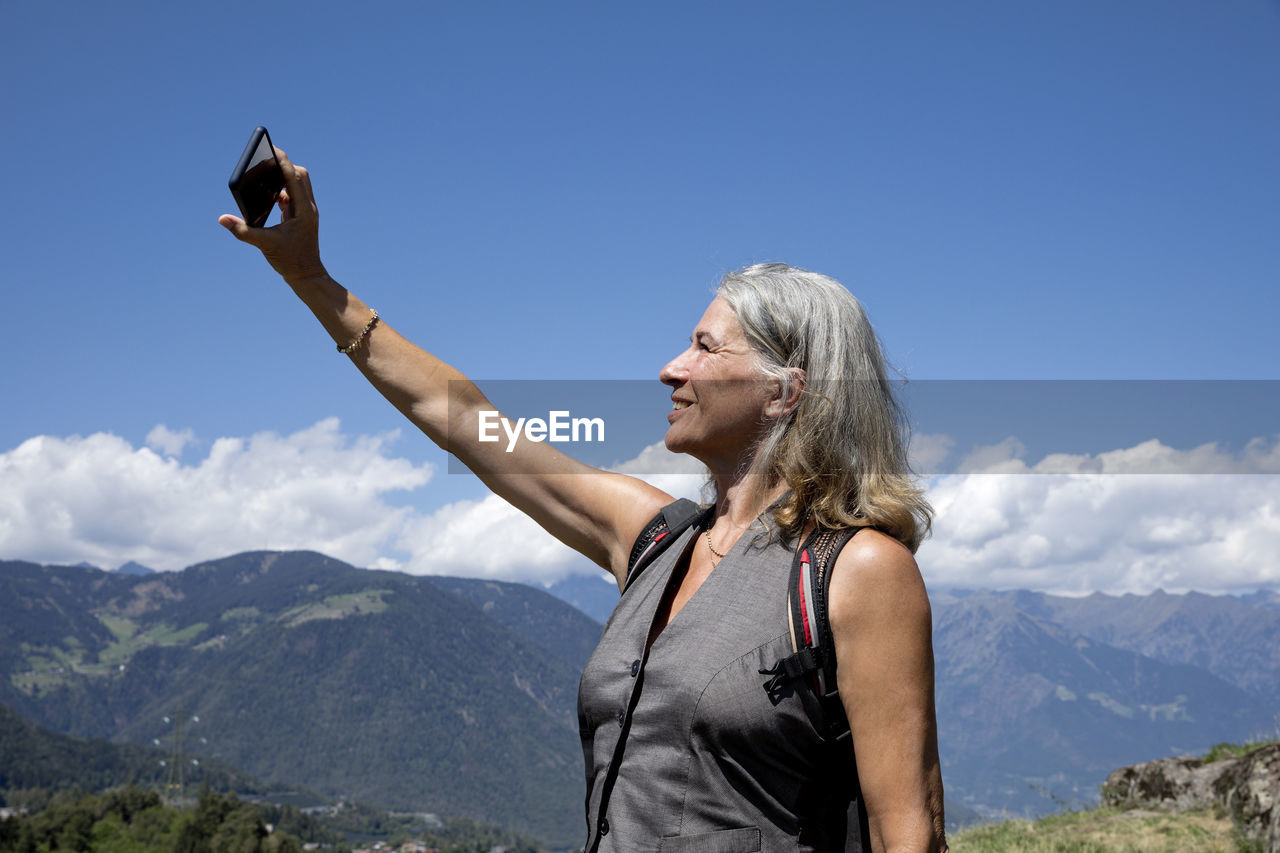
[392,441,707,583]
[940,435,1280,476]
[0,420,432,572]
[0,426,701,584]
[955,436,1028,474]
[396,494,573,580]
[908,432,955,475]
[918,437,1280,595]
[145,424,196,458]
[609,441,707,503]
[3,422,1277,595]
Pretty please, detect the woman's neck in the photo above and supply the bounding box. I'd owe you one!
[711,469,787,529]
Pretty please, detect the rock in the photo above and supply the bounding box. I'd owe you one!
[1103,743,1280,853]
[1218,744,1280,851]
[1101,754,1233,812]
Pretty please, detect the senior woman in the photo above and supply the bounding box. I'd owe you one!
[220,149,947,853]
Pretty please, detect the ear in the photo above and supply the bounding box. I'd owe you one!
[764,368,806,419]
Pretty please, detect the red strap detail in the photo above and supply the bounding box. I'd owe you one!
[634,530,671,574]
[798,549,813,646]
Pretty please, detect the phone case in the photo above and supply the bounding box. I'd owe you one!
[228,126,285,228]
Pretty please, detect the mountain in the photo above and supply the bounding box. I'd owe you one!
[4,553,1277,835]
[426,576,603,671]
[543,573,620,626]
[931,591,1277,818]
[114,561,157,576]
[0,553,599,846]
[1026,589,1280,705]
[533,577,1280,819]
[1240,589,1280,610]
[0,699,258,794]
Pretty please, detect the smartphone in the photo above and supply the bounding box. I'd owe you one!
[228,126,285,228]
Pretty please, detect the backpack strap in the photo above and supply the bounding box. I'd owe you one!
[624,499,711,592]
[760,526,864,743]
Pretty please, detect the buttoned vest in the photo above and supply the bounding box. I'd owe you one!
[578,517,859,852]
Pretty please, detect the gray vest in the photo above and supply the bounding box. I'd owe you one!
[578,518,857,852]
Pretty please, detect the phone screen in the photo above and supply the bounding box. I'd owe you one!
[229,127,285,228]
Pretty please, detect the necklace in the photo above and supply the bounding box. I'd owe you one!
[704,530,728,563]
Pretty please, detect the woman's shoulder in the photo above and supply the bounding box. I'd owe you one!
[834,525,917,571]
[827,526,931,631]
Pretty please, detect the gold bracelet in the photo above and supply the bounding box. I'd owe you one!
[337,309,379,354]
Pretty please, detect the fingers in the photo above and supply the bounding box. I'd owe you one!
[274,146,316,218]
[218,213,258,244]
[220,145,326,283]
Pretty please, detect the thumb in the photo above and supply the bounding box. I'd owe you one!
[218,213,258,245]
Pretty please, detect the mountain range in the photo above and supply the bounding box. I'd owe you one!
[930,588,1277,816]
[2,552,1277,840]
[543,574,1280,817]
[0,553,596,846]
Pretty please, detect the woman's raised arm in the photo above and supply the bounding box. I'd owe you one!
[219,148,672,583]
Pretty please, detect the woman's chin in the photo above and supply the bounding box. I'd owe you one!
[664,435,714,473]
[663,418,700,450]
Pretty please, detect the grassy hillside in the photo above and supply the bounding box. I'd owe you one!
[949,807,1247,852]
[950,738,1280,852]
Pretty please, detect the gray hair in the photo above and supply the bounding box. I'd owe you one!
[717,263,932,552]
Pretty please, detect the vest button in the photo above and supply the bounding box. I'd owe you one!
[598,817,610,836]
[630,659,640,677]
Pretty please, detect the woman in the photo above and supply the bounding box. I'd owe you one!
[220,149,947,852]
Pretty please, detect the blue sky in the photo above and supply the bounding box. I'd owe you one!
[2,2,1278,592]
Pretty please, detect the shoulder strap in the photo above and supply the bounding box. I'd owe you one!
[760,526,864,742]
[623,499,710,592]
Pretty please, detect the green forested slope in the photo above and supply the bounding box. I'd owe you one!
[0,553,599,846]
[0,701,256,795]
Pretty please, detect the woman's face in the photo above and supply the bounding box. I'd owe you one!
[659,297,777,470]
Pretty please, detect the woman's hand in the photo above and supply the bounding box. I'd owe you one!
[218,147,329,287]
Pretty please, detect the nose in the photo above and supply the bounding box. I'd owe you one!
[660,347,692,387]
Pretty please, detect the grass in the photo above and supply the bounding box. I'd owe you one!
[9,618,214,694]
[220,606,261,622]
[280,589,392,627]
[96,622,209,666]
[1201,738,1280,764]
[948,807,1245,853]
[97,613,139,641]
[10,642,89,693]
[950,735,1280,852]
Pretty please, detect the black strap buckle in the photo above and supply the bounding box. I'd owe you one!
[759,646,825,698]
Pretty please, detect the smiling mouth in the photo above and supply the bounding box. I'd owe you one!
[672,401,691,410]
